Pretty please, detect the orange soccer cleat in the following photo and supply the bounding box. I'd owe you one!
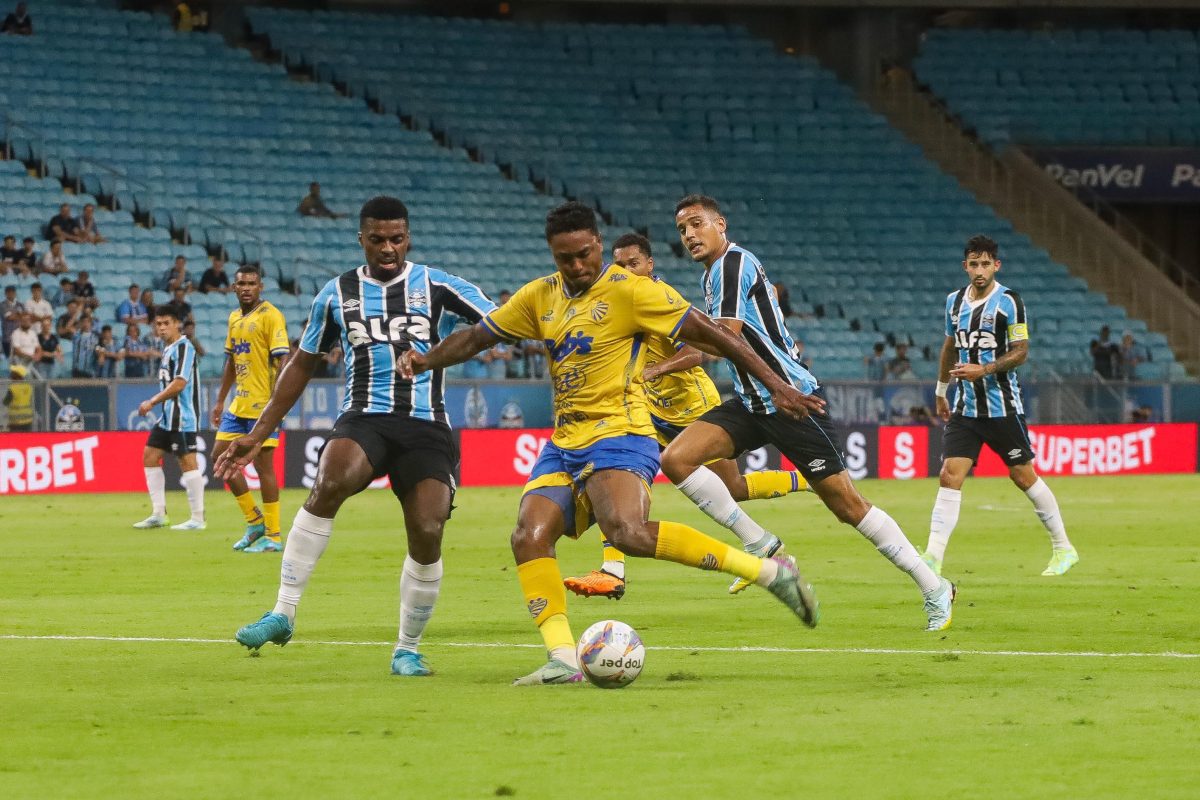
[563,569,626,600]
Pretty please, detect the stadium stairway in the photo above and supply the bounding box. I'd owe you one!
[243,7,1190,380]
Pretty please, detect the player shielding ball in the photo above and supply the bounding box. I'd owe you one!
[660,195,955,630]
[564,233,810,600]
[923,235,1078,576]
[209,265,290,554]
[400,201,823,686]
[132,303,207,531]
[216,196,495,677]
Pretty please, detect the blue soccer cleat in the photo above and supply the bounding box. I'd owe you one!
[390,649,432,676]
[924,578,957,632]
[233,521,266,551]
[235,611,293,650]
[244,536,282,553]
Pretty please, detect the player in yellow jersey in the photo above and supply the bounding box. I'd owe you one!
[209,265,291,553]
[401,202,824,685]
[564,233,811,600]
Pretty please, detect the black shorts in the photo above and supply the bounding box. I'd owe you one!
[325,411,458,501]
[146,427,198,455]
[698,394,846,483]
[942,413,1034,467]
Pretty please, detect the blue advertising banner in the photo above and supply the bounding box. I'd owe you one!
[1031,147,1200,202]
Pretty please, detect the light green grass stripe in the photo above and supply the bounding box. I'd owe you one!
[2,634,1196,659]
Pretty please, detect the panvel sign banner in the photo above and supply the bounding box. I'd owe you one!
[1032,147,1200,202]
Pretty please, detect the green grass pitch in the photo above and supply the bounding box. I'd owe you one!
[2,475,1198,799]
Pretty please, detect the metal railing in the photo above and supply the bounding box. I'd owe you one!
[3,114,48,177]
[182,207,267,264]
[68,156,157,221]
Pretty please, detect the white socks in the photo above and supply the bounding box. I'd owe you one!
[676,465,770,549]
[273,508,333,623]
[925,487,962,562]
[181,469,206,523]
[144,466,166,517]
[856,506,942,594]
[397,555,443,653]
[1025,478,1072,550]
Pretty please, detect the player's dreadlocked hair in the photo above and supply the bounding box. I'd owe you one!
[964,234,999,259]
[612,232,652,259]
[359,195,409,227]
[544,201,598,240]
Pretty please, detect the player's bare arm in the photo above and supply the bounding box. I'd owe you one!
[643,344,704,382]
[214,350,320,479]
[138,377,187,416]
[950,340,1028,382]
[398,324,500,377]
[677,310,824,419]
[210,355,236,427]
[935,335,956,420]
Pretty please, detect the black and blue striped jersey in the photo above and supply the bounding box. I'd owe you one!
[157,336,199,433]
[945,281,1028,418]
[703,244,818,414]
[300,263,494,424]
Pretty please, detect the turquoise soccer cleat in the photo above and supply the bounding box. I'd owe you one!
[511,658,583,686]
[924,578,957,632]
[244,536,282,553]
[391,650,432,677]
[235,611,293,650]
[233,521,266,551]
[1041,547,1079,576]
[763,554,820,628]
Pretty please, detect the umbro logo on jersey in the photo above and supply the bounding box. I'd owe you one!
[808,459,826,471]
[341,299,361,311]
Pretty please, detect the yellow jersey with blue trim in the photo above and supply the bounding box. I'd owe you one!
[481,264,692,450]
[225,300,290,418]
[643,277,720,426]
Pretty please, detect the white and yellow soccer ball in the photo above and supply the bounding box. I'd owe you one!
[576,619,645,689]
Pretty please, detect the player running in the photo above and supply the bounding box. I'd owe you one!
[923,235,1078,576]
[400,201,823,686]
[564,232,811,601]
[132,303,206,531]
[661,194,955,631]
[216,196,494,677]
[210,265,290,554]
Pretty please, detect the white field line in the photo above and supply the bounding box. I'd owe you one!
[0,634,1196,659]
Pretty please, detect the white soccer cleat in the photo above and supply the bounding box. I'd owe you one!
[170,519,207,531]
[132,514,169,529]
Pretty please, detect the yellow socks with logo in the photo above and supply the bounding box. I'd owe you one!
[745,470,807,499]
[653,521,763,583]
[262,501,282,541]
[234,491,262,524]
[517,558,576,666]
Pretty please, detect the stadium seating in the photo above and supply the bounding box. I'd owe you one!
[914,28,1200,147]
[0,2,1186,380]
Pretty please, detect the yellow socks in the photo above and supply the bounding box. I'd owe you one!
[234,491,263,524]
[654,521,762,584]
[516,558,576,664]
[262,501,281,541]
[600,533,626,579]
[745,470,807,499]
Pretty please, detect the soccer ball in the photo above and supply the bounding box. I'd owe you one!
[576,619,645,689]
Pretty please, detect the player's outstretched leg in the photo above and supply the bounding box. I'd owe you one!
[1010,465,1078,576]
[564,532,626,600]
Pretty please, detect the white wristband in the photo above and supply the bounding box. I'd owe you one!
[935,381,949,398]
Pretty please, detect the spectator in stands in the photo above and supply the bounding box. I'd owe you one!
[25,282,52,324]
[116,284,148,325]
[121,323,151,379]
[1117,331,1150,381]
[1131,404,1155,423]
[3,363,34,430]
[908,405,937,426]
[198,256,231,294]
[773,283,795,318]
[158,255,194,293]
[17,237,38,274]
[10,312,38,367]
[139,288,156,316]
[487,341,515,380]
[171,287,194,325]
[886,342,916,380]
[35,319,61,378]
[73,270,99,311]
[522,339,546,379]
[865,342,887,381]
[1,285,24,357]
[297,182,345,219]
[1090,325,1120,379]
[78,204,105,244]
[47,203,84,244]
[38,240,69,276]
[71,315,99,377]
[95,325,122,378]
[173,1,193,32]
[51,276,75,308]
[2,2,31,36]
[0,235,21,274]
[57,299,84,340]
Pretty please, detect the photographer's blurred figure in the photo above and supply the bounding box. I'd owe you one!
[4,364,34,431]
